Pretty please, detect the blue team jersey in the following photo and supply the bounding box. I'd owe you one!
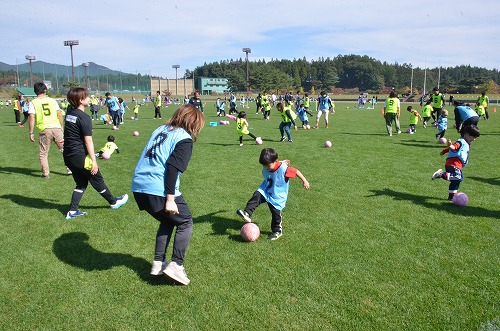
[437,116,448,131]
[132,125,192,197]
[105,96,120,111]
[257,162,290,210]
[318,96,331,110]
[447,138,470,166]
[297,108,308,121]
[456,105,477,122]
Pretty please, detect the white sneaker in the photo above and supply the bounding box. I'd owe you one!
[163,261,190,285]
[111,194,129,209]
[432,169,444,180]
[150,260,168,275]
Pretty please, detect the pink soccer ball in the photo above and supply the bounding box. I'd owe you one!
[133,131,139,136]
[101,152,110,160]
[306,125,311,130]
[438,137,447,144]
[324,140,332,148]
[241,223,260,242]
[255,137,263,145]
[406,128,412,133]
[452,192,469,207]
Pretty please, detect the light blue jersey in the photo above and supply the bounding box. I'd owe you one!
[437,116,448,131]
[318,95,331,110]
[257,162,290,210]
[132,125,192,197]
[105,96,121,111]
[296,107,308,121]
[447,138,470,166]
[456,105,477,122]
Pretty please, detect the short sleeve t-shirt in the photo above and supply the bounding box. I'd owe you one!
[63,107,93,157]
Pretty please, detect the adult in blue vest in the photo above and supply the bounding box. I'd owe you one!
[453,101,479,137]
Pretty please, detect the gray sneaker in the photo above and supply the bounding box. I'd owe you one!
[236,209,252,223]
[163,262,190,285]
[432,169,444,180]
[268,232,282,241]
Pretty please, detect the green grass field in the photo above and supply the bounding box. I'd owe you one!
[0,100,498,330]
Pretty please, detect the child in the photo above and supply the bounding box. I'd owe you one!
[475,102,486,120]
[118,97,129,124]
[133,103,140,119]
[421,100,433,128]
[215,98,221,116]
[296,103,313,128]
[96,135,120,158]
[435,109,448,139]
[236,148,310,240]
[100,113,112,125]
[431,125,480,200]
[236,111,258,146]
[277,102,298,142]
[407,106,423,134]
[218,100,226,117]
[132,104,205,285]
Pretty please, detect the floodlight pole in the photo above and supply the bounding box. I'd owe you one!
[25,55,36,87]
[172,65,180,96]
[242,48,251,92]
[64,40,79,82]
[82,62,89,89]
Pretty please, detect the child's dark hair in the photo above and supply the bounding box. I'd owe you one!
[300,103,305,107]
[463,125,480,137]
[107,135,115,142]
[105,92,111,97]
[259,148,278,166]
[406,106,413,111]
[238,111,246,118]
[118,97,123,103]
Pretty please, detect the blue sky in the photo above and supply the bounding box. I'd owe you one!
[2,0,499,78]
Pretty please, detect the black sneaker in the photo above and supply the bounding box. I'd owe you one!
[280,137,286,142]
[236,209,252,223]
[268,232,282,240]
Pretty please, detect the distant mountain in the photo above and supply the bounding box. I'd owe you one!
[0,61,124,77]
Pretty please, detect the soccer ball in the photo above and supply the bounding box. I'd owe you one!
[255,137,263,145]
[130,116,135,120]
[240,223,260,242]
[324,140,332,148]
[306,125,311,129]
[452,192,469,207]
[133,131,139,136]
[101,152,110,160]
[438,137,447,144]
[406,128,412,133]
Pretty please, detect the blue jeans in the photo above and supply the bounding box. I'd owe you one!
[279,122,292,140]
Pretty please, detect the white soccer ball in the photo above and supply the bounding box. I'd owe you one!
[255,137,263,145]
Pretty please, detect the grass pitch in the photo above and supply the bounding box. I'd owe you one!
[0,100,498,330]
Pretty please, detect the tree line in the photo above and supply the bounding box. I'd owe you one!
[186,54,500,95]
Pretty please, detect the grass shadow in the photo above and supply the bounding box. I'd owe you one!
[0,166,68,177]
[194,210,244,237]
[396,141,441,149]
[52,232,178,286]
[468,176,500,186]
[367,188,499,218]
[0,194,107,216]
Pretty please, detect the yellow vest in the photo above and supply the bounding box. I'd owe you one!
[431,93,443,108]
[31,97,62,132]
[385,97,399,114]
